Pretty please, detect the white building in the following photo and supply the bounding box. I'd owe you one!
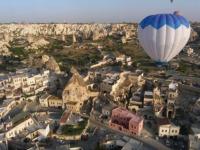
[39,94,62,108]
[157,118,180,137]
[144,91,153,106]
[5,116,38,139]
[0,75,9,88]
[39,94,51,107]
[26,76,36,86]
[0,99,18,119]
[11,74,25,89]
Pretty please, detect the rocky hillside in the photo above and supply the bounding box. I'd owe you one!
[0,23,200,44]
[0,23,137,42]
[0,23,138,57]
[0,23,199,74]
[0,23,200,56]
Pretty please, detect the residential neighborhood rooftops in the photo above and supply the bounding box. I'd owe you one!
[49,95,62,101]
[66,101,78,105]
[0,75,8,81]
[12,111,30,125]
[40,93,51,100]
[1,99,13,107]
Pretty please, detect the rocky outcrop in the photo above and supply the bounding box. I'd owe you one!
[26,54,61,73]
[0,23,137,56]
[111,72,138,100]
[62,67,98,111]
[0,23,137,42]
[25,38,49,50]
[0,41,11,56]
[42,55,61,74]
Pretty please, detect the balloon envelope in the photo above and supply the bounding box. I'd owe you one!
[138,13,191,63]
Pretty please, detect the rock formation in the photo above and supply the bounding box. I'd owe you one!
[0,23,136,42]
[62,67,98,111]
[42,55,61,74]
[25,38,49,50]
[0,41,11,56]
[111,72,138,101]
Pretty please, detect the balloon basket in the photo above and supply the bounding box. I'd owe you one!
[155,61,168,68]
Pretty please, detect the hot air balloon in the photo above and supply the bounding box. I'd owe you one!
[138,13,191,64]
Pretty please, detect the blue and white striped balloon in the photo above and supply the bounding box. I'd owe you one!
[138,13,191,63]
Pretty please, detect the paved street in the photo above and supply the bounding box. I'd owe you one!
[69,127,107,150]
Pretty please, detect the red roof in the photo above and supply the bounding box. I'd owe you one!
[60,111,71,124]
[157,118,170,126]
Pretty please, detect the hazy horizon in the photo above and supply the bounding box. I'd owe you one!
[0,0,199,23]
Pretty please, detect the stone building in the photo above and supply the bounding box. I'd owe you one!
[48,96,63,108]
[65,101,80,112]
[157,118,180,137]
[5,115,39,139]
[62,67,97,112]
[38,93,65,109]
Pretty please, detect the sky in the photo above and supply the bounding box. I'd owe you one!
[0,0,199,23]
